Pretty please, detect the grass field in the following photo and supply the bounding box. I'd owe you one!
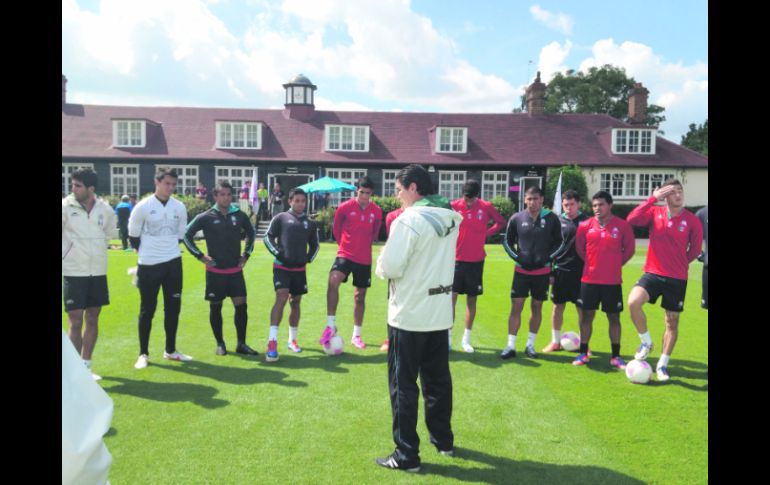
[62,242,708,484]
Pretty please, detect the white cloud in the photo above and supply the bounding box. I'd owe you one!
[529,4,573,35]
[577,39,708,141]
[537,40,573,83]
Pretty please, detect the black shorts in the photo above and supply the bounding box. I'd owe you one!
[63,275,109,311]
[579,283,623,313]
[453,261,484,296]
[511,272,549,301]
[550,270,582,305]
[273,268,308,295]
[701,266,708,309]
[205,271,247,301]
[635,272,688,312]
[330,257,371,288]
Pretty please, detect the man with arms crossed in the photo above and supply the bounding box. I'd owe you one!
[129,169,191,369]
[375,164,462,472]
[263,188,320,361]
[501,186,564,359]
[62,168,117,380]
[320,176,382,350]
[543,189,589,353]
[184,182,258,356]
[573,191,635,368]
[627,179,703,381]
[449,179,506,353]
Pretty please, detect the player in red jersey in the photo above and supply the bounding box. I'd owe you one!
[626,179,703,382]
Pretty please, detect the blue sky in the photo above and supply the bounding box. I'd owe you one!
[62,0,707,143]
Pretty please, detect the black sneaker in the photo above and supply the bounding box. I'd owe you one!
[375,453,421,472]
[500,346,516,359]
[236,343,259,355]
[524,345,537,358]
[216,345,227,356]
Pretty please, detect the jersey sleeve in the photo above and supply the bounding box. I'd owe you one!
[485,204,507,237]
[183,214,205,259]
[627,196,657,227]
[621,221,636,265]
[502,216,519,261]
[575,223,587,261]
[241,213,256,259]
[127,202,144,238]
[307,221,320,263]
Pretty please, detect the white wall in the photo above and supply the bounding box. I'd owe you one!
[577,167,708,207]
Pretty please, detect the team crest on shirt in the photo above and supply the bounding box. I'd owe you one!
[231,216,237,226]
[611,227,619,238]
[213,219,221,224]
[97,214,104,227]
[477,210,484,220]
[288,219,295,224]
[679,220,687,232]
[351,211,357,217]
[540,219,546,228]
[369,213,376,223]
[303,220,309,229]
[522,222,529,227]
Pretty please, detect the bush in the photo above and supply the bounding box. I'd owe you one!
[175,194,211,222]
[311,206,337,241]
[372,196,401,240]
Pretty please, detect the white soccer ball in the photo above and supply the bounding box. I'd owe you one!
[560,331,580,352]
[625,359,653,384]
[324,335,344,356]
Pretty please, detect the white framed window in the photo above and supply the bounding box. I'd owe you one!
[110,164,139,196]
[611,128,657,154]
[214,166,257,194]
[436,127,467,153]
[112,120,146,147]
[382,169,399,197]
[326,168,367,206]
[439,171,466,200]
[155,165,199,196]
[325,125,370,152]
[62,163,95,197]
[216,122,262,149]
[600,171,675,199]
[481,171,509,200]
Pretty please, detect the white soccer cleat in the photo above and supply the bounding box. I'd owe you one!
[134,354,149,369]
[461,341,474,353]
[163,351,193,362]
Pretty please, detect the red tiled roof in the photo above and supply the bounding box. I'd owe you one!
[61,104,707,168]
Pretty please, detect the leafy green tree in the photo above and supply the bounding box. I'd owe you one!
[519,65,666,129]
[545,165,589,213]
[680,119,708,155]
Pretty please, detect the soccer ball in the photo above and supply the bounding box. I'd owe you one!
[560,331,580,352]
[625,359,653,384]
[324,335,344,356]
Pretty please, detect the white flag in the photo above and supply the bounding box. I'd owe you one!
[552,172,562,216]
[248,169,258,213]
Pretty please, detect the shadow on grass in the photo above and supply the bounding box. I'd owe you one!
[101,377,229,409]
[419,447,645,484]
[263,347,388,372]
[150,360,308,387]
[449,347,541,369]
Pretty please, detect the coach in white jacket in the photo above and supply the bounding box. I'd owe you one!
[374,164,462,473]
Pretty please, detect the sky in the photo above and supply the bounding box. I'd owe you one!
[62,0,708,143]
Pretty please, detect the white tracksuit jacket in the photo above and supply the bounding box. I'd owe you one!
[62,195,117,276]
[376,204,462,332]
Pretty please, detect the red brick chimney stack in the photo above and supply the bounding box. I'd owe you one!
[628,82,649,125]
[526,71,546,116]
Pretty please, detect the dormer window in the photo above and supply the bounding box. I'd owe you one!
[216,122,262,149]
[325,125,369,152]
[612,128,656,154]
[436,127,467,153]
[113,120,146,147]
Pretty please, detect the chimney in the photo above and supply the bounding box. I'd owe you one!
[526,71,546,115]
[62,74,67,107]
[627,82,649,125]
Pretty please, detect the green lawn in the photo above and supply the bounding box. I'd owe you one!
[63,243,708,484]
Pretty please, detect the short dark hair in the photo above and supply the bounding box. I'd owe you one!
[396,164,434,196]
[155,168,179,182]
[288,187,306,200]
[213,181,233,196]
[592,190,613,205]
[525,186,544,197]
[357,176,374,190]
[463,179,481,198]
[562,189,580,202]
[661,178,682,189]
[71,168,98,190]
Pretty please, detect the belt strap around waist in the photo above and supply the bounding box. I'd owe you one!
[428,285,453,296]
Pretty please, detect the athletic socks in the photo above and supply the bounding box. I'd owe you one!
[657,354,670,370]
[83,359,92,369]
[526,332,537,349]
[210,302,224,345]
[463,328,472,342]
[352,325,361,338]
[580,343,589,354]
[289,326,298,342]
[269,325,279,342]
[611,343,620,358]
[507,334,516,348]
[234,303,247,344]
[552,329,561,344]
[326,316,336,329]
[639,331,653,345]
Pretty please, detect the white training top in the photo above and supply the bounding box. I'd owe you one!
[128,195,187,266]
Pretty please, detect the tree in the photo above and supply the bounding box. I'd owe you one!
[680,119,708,155]
[545,165,589,213]
[519,65,667,129]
